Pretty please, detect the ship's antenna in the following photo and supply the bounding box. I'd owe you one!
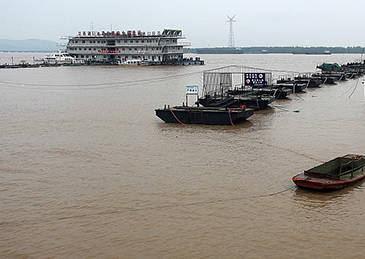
[91,21,94,31]
[227,15,236,48]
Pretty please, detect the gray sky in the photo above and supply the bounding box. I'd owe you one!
[2,0,365,47]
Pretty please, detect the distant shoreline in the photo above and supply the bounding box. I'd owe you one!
[186,47,365,54]
[0,50,57,53]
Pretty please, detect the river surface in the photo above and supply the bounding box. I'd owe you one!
[1,53,365,258]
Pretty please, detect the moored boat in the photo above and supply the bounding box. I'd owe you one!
[155,106,254,125]
[275,82,308,94]
[311,73,336,85]
[293,75,322,88]
[292,154,365,191]
[120,59,147,65]
[198,93,275,110]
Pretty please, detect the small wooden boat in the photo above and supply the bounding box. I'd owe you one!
[155,106,254,125]
[293,154,365,191]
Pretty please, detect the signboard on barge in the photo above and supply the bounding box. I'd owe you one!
[244,73,267,87]
[186,85,199,95]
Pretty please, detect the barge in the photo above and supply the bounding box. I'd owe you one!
[292,154,365,191]
[196,68,278,110]
[155,106,254,125]
[155,84,254,125]
[198,94,275,110]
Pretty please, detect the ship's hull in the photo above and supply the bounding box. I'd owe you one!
[155,107,254,125]
[292,172,365,191]
[198,96,275,110]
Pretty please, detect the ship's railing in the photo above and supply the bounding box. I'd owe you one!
[67,43,185,48]
[68,49,180,55]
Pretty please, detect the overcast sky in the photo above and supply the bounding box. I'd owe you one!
[2,0,365,47]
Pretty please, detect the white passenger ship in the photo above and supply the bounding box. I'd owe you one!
[66,29,187,65]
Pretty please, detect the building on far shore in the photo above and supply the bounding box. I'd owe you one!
[66,29,191,64]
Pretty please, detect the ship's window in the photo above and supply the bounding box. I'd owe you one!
[141,40,144,43]
[134,48,137,50]
[130,40,133,43]
[129,48,132,51]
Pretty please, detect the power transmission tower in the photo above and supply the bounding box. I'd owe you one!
[227,15,236,48]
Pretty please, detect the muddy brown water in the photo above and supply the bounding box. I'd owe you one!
[1,53,365,258]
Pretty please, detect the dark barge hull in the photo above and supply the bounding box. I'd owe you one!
[252,88,292,99]
[155,107,254,125]
[228,87,290,99]
[311,75,336,85]
[198,95,275,110]
[276,83,307,93]
[234,97,275,110]
[294,77,322,88]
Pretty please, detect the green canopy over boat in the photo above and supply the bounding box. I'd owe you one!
[305,154,365,180]
[317,63,342,72]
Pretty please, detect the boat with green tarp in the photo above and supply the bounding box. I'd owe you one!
[293,154,365,191]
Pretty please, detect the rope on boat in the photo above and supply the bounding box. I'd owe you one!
[294,93,305,101]
[254,140,325,163]
[348,48,365,99]
[348,74,362,99]
[227,108,235,127]
[2,185,296,226]
[169,108,186,126]
[271,104,290,112]
[0,64,305,90]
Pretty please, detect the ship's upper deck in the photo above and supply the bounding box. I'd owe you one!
[71,29,183,39]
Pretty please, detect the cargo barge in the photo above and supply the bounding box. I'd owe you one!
[155,106,254,125]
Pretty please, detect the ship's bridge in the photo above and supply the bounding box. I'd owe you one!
[162,29,183,37]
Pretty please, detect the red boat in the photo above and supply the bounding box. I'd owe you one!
[293,154,365,191]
